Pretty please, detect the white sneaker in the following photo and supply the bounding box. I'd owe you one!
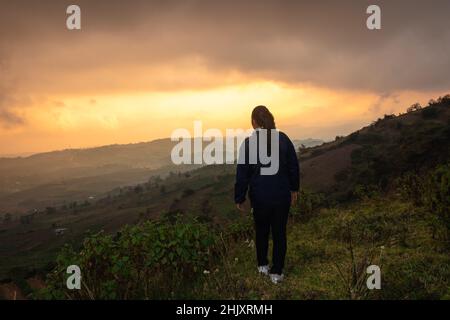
[257,265,269,276]
[269,273,284,284]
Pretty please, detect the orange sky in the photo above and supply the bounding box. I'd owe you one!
[0,1,449,155]
[0,82,440,155]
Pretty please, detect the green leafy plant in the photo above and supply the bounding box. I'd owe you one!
[40,216,217,299]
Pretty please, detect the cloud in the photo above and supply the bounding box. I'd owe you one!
[0,108,24,128]
[0,53,24,127]
[0,0,449,97]
[369,92,399,113]
[0,91,25,128]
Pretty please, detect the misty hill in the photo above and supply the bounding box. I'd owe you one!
[292,138,325,149]
[0,137,321,213]
[0,139,174,192]
[0,139,182,212]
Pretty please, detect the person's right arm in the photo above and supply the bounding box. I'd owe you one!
[285,134,300,205]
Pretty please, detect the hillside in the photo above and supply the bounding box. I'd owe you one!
[0,95,449,299]
[0,139,177,212]
[300,97,450,200]
[34,176,450,299]
[0,138,323,213]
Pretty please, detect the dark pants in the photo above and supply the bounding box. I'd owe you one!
[252,203,290,275]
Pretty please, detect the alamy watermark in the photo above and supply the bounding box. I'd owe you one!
[64,263,380,291]
[66,5,81,30]
[366,5,381,30]
[66,265,81,290]
[65,4,380,31]
[170,121,280,175]
[366,265,381,289]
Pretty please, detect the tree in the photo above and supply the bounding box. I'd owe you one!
[406,103,422,113]
[437,94,450,104]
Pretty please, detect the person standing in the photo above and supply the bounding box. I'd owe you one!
[235,105,299,284]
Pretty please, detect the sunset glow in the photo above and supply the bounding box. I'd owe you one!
[1,1,449,155]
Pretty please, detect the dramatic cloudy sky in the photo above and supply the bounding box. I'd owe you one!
[0,0,449,155]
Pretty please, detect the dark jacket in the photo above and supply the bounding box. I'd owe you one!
[234,130,299,207]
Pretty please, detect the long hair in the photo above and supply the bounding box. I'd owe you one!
[251,105,276,158]
[251,105,276,129]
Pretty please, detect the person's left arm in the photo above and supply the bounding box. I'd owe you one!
[234,139,252,210]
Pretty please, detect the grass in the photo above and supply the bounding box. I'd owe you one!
[3,193,448,300]
[3,178,449,299]
[183,197,449,300]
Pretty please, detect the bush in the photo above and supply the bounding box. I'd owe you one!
[397,172,426,206]
[40,216,217,299]
[407,103,422,113]
[422,164,450,243]
[327,201,412,246]
[225,215,254,241]
[381,252,450,299]
[398,164,450,243]
[352,184,381,201]
[291,189,325,221]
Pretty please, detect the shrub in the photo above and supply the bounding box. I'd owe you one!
[40,216,217,299]
[327,202,412,246]
[397,173,426,206]
[381,252,450,299]
[398,164,450,243]
[291,189,325,221]
[352,184,381,201]
[225,215,254,241]
[407,103,422,113]
[422,164,450,243]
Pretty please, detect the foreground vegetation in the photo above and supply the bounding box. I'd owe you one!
[36,164,450,300]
